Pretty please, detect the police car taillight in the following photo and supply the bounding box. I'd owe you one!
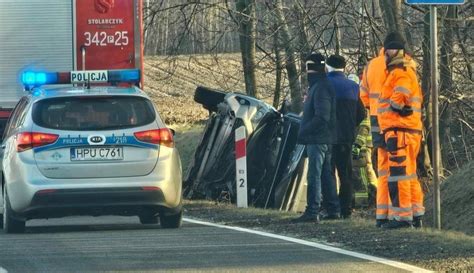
[134,129,174,148]
[16,132,59,152]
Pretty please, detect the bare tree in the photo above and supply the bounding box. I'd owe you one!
[236,0,258,97]
[379,0,405,35]
[272,0,302,112]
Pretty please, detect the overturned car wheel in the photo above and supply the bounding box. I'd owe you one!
[194,86,226,112]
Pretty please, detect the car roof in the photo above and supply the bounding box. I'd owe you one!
[25,86,150,102]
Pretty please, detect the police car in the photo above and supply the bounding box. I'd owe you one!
[0,69,183,233]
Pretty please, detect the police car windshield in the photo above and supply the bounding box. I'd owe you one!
[32,96,156,131]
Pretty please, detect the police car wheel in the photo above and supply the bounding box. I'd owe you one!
[194,86,226,112]
[3,187,25,234]
[160,210,182,229]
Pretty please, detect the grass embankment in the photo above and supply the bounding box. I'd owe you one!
[174,125,474,272]
[150,54,473,271]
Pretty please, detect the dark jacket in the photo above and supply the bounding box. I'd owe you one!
[327,71,366,144]
[297,73,337,144]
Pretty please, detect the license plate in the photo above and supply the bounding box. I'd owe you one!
[70,70,108,84]
[70,147,123,161]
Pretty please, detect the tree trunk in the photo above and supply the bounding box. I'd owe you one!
[439,6,456,170]
[369,0,383,56]
[236,0,258,97]
[402,4,415,51]
[333,0,342,55]
[273,28,283,108]
[419,8,433,178]
[294,2,310,95]
[273,0,302,113]
[379,0,404,35]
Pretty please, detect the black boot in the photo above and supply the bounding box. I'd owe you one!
[381,220,412,229]
[375,219,388,228]
[413,216,423,228]
[291,213,320,223]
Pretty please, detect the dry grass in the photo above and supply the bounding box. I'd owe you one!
[425,161,474,236]
[143,54,283,125]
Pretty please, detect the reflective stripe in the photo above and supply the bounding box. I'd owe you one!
[360,86,369,93]
[409,97,422,103]
[388,174,417,182]
[377,106,422,114]
[412,204,425,216]
[376,214,389,220]
[394,86,411,95]
[393,215,413,221]
[390,100,404,110]
[378,170,389,177]
[377,204,389,209]
[369,93,379,99]
[378,98,390,104]
[389,206,412,213]
[412,204,424,209]
[377,107,392,114]
[413,211,425,217]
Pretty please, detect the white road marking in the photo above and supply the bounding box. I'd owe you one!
[0,266,7,273]
[184,218,433,273]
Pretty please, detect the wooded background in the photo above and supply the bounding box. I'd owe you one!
[143,0,473,174]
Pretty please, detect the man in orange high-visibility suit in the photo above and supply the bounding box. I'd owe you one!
[378,32,424,229]
[360,48,391,228]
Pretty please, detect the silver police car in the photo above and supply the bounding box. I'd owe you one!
[0,70,182,233]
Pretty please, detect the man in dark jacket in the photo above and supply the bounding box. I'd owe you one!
[326,55,366,219]
[293,53,340,222]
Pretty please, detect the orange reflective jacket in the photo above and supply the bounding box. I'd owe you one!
[360,49,386,113]
[378,59,423,132]
[360,49,386,137]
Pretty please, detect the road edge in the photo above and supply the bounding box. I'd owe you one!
[184,217,433,273]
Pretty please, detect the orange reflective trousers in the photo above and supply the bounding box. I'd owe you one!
[384,130,424,221]
[376,147,390,220]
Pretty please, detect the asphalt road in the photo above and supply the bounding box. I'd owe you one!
[0,216,411,272]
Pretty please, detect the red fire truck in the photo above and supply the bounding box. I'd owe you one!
[0,0,144,137]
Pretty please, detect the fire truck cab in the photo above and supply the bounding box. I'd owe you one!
[0,0,144,137]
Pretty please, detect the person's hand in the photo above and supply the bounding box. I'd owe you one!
[352,144,361,160]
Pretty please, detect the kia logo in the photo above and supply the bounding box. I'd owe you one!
[95,0,114,14]
[90,136,103,143]
[88,135,106,145]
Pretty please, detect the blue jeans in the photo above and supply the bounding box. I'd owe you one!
[306,144,340,216]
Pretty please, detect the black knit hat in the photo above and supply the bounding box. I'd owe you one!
[326,55,346,69]
[306,52,325,72]
[384,32,405,50]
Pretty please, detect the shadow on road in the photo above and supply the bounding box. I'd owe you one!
[24,223,161,234]
[20,216,165,234]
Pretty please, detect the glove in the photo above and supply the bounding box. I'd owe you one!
[352,144,361,160]
[392,105,413,117]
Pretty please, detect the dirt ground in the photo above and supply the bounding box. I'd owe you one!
[149,54,474,272]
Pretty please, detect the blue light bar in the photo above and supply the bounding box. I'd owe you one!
[21,69,141,90]
[108,69,140,84]
[21,71,58,88]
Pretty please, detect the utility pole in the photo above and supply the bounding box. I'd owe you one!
[405,0,465,230]
[430,5,441,230]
